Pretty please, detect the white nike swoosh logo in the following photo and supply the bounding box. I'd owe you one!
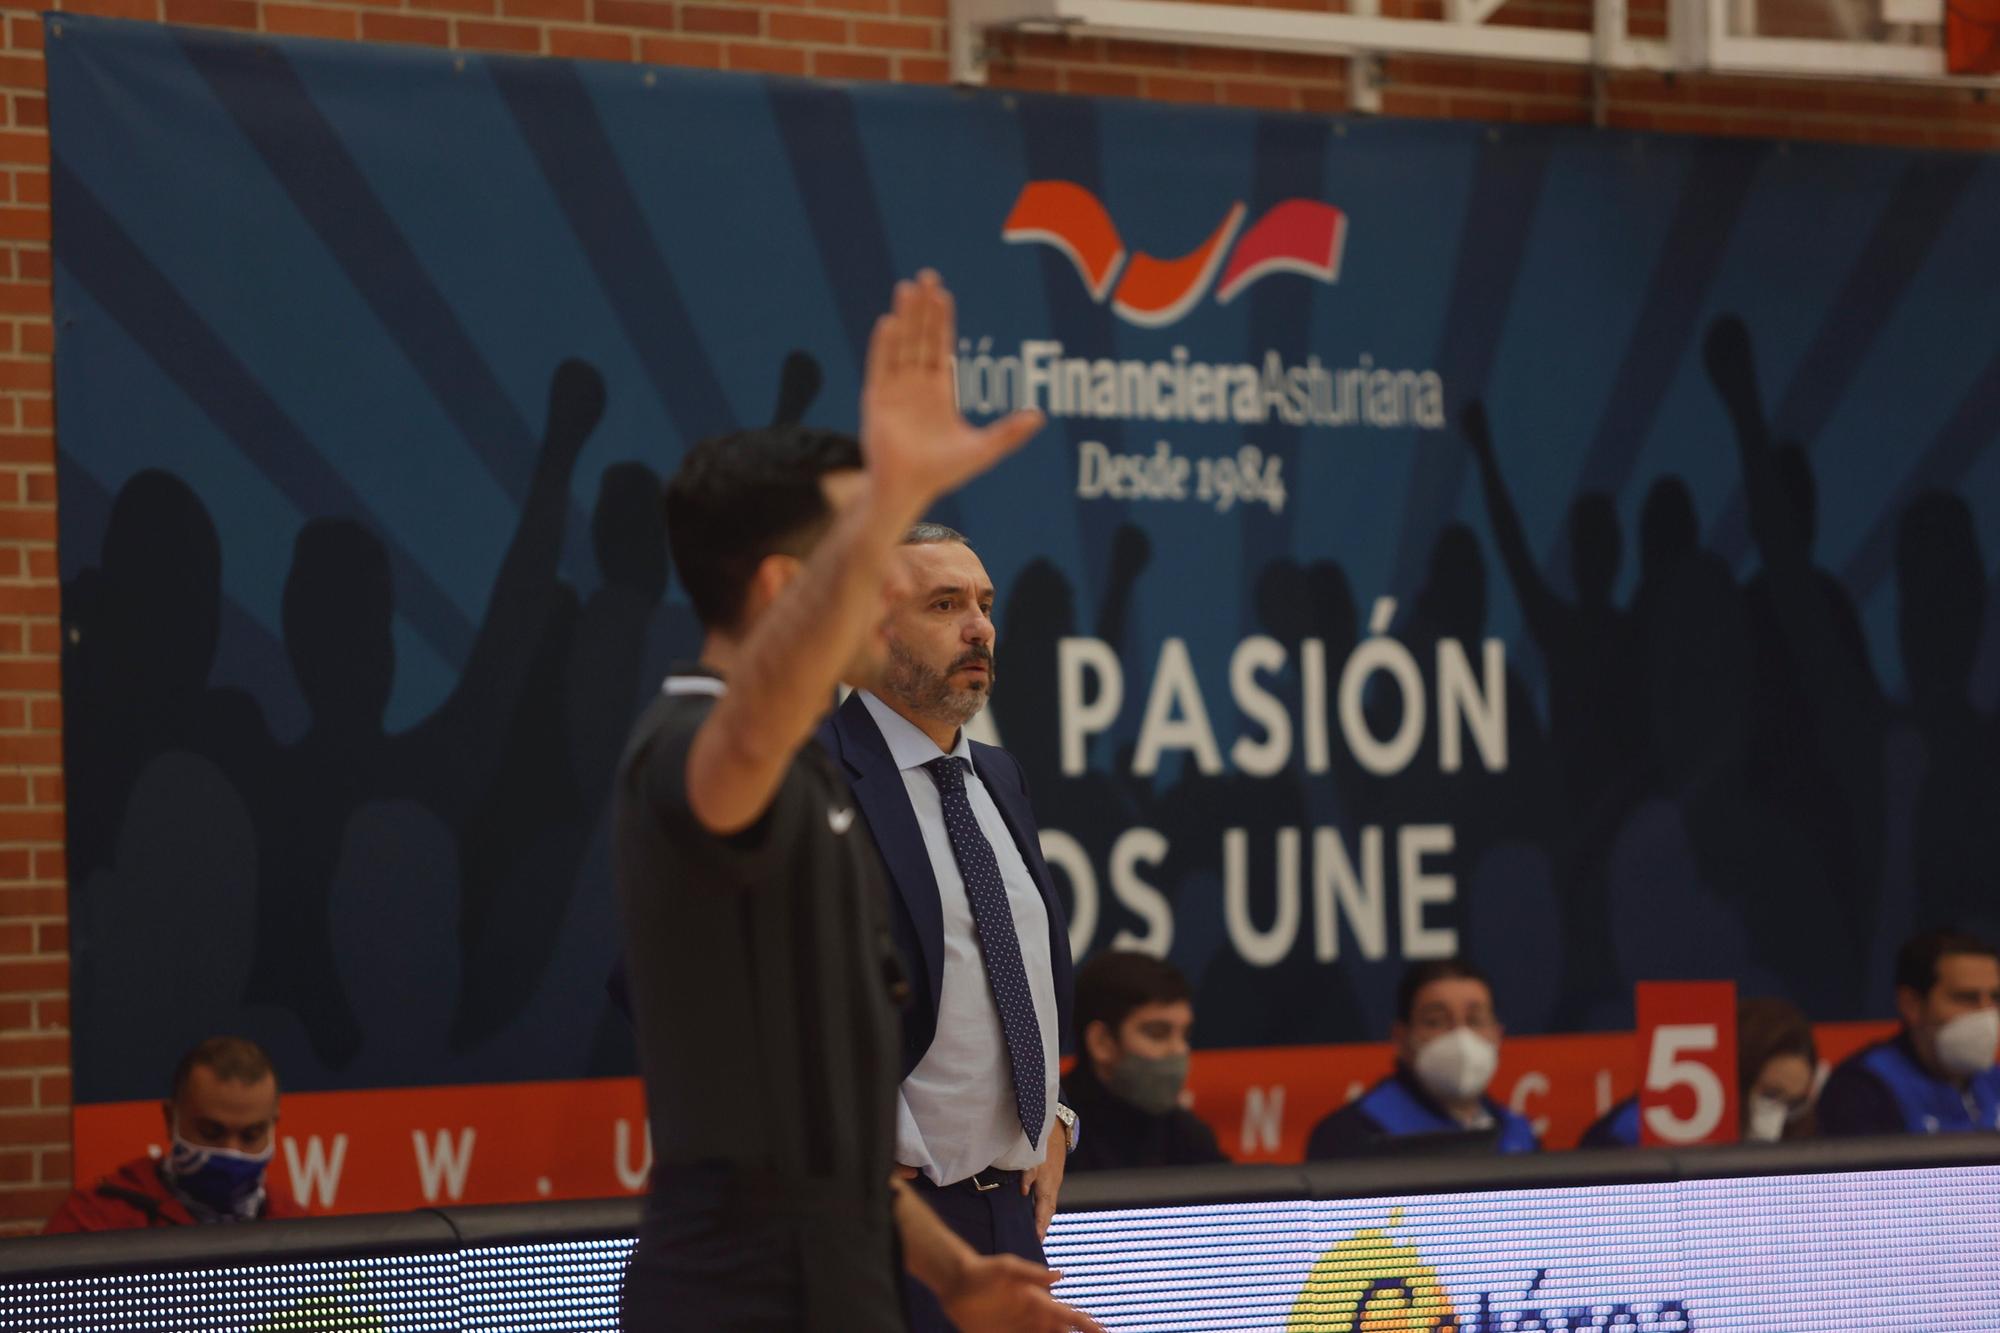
[828,807,856,835]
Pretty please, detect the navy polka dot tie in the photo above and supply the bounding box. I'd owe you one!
[924,756,1045,1150]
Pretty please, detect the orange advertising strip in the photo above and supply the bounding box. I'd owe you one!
[76,1078,652,1216]
[71,1024,1895,1218]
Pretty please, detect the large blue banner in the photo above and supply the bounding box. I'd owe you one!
[49,15,2000,1106]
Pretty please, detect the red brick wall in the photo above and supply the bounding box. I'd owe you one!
[0,0,1993,1237]
[0,1,63,1220]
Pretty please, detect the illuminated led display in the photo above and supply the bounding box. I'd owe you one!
[4,1166,1998,1329]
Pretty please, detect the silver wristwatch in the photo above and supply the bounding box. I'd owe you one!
[1053,1102,1079,1154]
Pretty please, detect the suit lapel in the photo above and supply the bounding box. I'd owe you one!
[971,743,1060,911]
[833,693,946,1013]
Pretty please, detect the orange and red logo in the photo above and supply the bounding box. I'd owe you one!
[1002,180,1348,328]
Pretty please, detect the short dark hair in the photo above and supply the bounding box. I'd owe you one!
[1396,958,1492,1024]
[1894,928,1999,997]
[1075,951,1192,1053]
[904,522,969,546]
[171,1036,276,1101]
[664,427,864,630]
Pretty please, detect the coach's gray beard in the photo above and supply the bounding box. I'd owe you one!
[884,639,991,731]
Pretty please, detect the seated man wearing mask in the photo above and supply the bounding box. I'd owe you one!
[1063,952,1226,1172]
[1817,929,2000,1136]
[46,1036,299,1231]
[1580,997,1818,1147]
[1304,959,1538,1159]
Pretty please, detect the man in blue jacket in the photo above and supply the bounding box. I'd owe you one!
[818,522,1078,1333]
[1818,929,2000,1136]
[1305,958,1538,1159]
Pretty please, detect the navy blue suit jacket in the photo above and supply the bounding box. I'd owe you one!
[818,691,1074,1082]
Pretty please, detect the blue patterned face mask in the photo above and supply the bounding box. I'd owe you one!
[163,1120,273,1219]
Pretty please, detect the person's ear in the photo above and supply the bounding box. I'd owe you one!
[161,1100,175,1141]
[1084,1019,1119,1071]
[732,548,800,624]
[1895,986,1925,1032]
[756,548,804,608]
[1391,1021,1414,1061]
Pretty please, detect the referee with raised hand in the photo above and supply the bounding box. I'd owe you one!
[613,271,1101,1332]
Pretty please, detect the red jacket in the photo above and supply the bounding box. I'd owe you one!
[43,1154,302,1233]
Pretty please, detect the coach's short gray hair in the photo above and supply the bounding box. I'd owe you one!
[903,522,970,547]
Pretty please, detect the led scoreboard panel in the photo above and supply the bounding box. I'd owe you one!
[1044,1166,2000,1329]
[3,1154,1997,1330]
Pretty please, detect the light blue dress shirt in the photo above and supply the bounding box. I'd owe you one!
[859,691,1060,1185]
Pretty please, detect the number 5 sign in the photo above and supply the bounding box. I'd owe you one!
[1636,982,1739,1147]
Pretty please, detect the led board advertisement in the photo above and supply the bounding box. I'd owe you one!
[46,13,2000,1207]
[6,1164,2000,1329]
[1048,1166,2000,1328]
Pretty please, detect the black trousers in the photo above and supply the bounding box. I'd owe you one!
[901,1171,1046,1333]
[620,1165,904,1331]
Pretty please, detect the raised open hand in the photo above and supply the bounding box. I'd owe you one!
[1108,523,1152,589]
[1703,314,1765,438]
[769,349,822,427]
[542,358,607,468]
[861,270,1044,514]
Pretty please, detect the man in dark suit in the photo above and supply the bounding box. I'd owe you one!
[819,523,1079,1333]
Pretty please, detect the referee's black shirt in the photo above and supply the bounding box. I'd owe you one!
[613,671,907,1328]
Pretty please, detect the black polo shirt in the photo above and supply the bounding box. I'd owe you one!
[613,671,907,1327]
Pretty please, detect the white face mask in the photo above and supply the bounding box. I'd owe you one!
[1933,1008,2000,1078]
[1743,1093,1791,1143]
[1412,1026,1499,1103]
